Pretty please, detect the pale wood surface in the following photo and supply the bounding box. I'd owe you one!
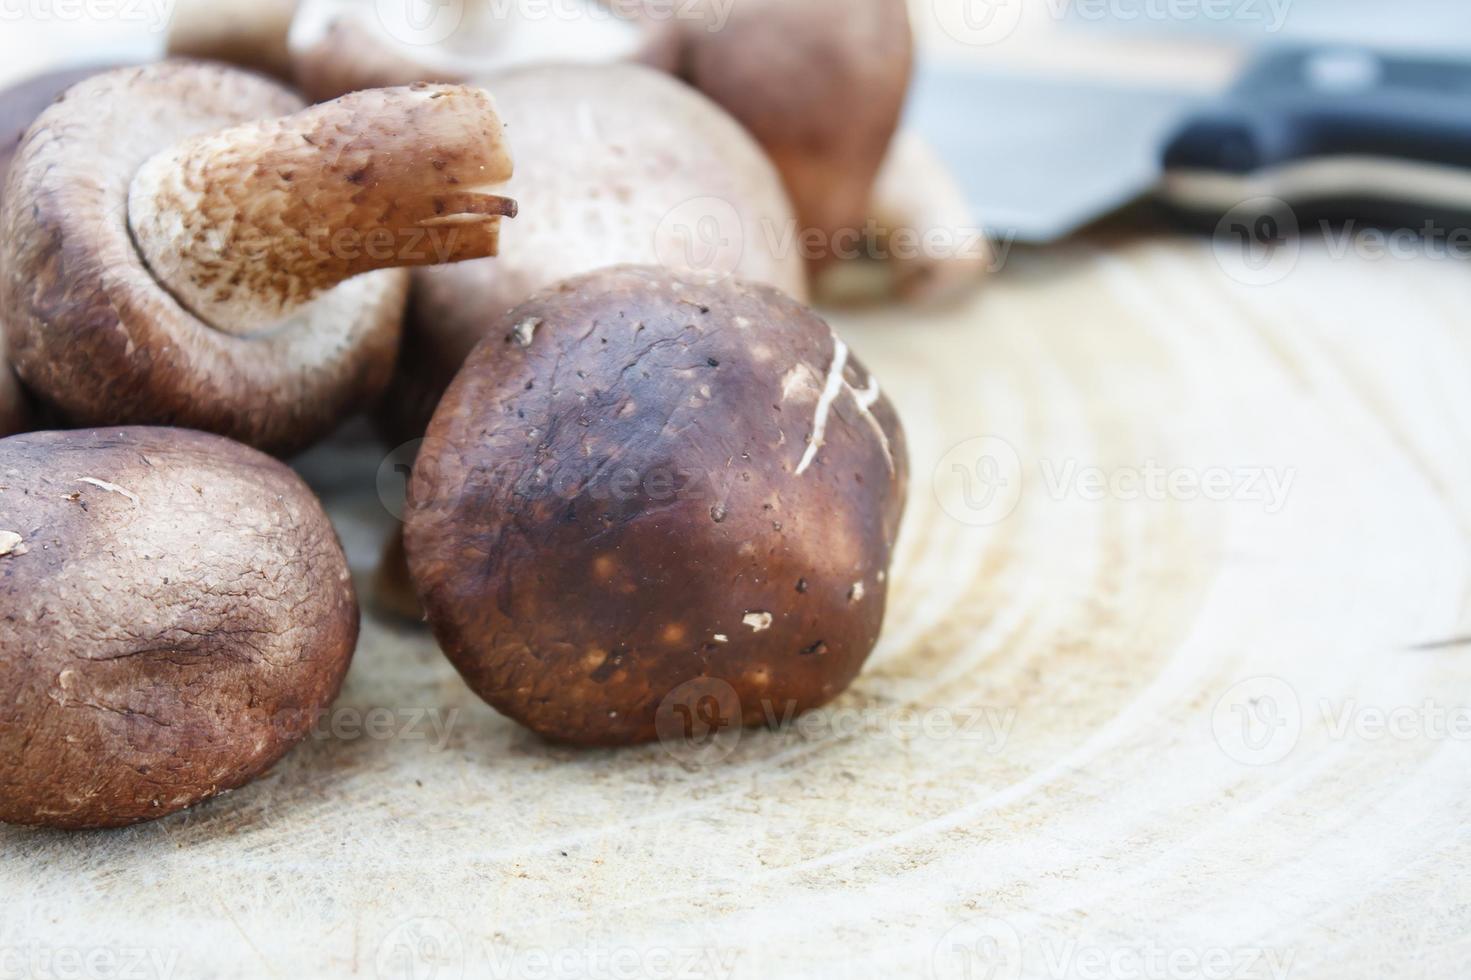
[5,9,1471,980]
[6,235,1470,979]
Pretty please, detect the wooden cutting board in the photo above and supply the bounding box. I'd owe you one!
[5,231,1469,979]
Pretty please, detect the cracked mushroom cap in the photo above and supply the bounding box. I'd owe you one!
[384,61,808,444]
[290,0,682,102]
[0,63,513,456]
[404,265,908,746]
[0,427,357,830]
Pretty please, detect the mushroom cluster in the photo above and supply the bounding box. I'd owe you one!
[158,0,985,305]
[0,0,919,826]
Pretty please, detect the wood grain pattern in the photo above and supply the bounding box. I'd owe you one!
[4,234,1468,979]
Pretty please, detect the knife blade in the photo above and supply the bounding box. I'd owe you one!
[909,47,1471,244]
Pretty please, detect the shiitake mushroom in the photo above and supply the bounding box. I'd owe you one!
[404,266,908,746]
[0,427,358,829]
[0,63,515,456]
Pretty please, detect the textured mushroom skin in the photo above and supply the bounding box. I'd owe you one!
[0,63,408,457]
[0,66,110,198]
[383,62,808,445]
[0,428,358,829]
[405,266,908,746]
[681,0,913,267]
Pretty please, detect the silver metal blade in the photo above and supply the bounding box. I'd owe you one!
[904,66,1197,243]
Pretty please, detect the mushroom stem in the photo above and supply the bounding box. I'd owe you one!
[167,0,300,82]
[127,83,517,336]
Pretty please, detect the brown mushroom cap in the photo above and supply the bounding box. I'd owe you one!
[290,0,682,102]
[0,66,113,438]
[679,0,913,269]
[0,65,112,198]
[404,265,908,746]
[384,62,808,444]
[0,427,357,829]
[0,63,513,456]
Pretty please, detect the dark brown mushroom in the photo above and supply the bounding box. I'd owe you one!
[404,265,908,746]
[289,0,681,102]
[0,427,358,829]
[0,63,515,456]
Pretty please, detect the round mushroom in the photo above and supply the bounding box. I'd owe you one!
[676,0,914,273]
[383,61,807,445]
[289,0,681,102]
[0,427,358,829]
[404,265,908,746]
[0,63,515,456]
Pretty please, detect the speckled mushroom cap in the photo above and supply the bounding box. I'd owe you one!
[290,0,682,102]
[0,427,358,829]
[404,265,908,746]
[385,62,808,444]
[0,63,512,456]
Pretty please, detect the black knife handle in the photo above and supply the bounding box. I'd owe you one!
[1160,48,1471,229]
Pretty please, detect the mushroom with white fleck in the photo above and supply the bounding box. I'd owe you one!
[404,265,908,745]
